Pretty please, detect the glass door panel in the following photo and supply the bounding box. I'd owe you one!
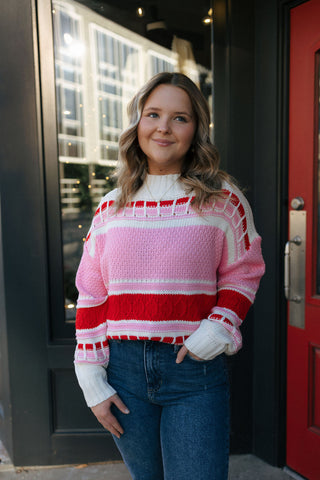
[51,0,213,333]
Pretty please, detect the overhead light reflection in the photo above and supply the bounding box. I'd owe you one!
[62,33,85,57]
[64,33,73,45]
[202,8,213,25]
[136,7,145,17]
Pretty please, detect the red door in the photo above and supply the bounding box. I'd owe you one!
[287,1,320,478]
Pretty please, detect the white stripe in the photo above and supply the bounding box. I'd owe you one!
[218,286,255,302]
[108,289,215,295]
[107,319,199,327]
[109,278,215,286]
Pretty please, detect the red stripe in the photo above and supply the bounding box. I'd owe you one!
[106,293,216,322]
[78,339,109,351]
[222,189,250,251]
[76,301,108,330]
[108,335,186,345]
[238,203,245,216]
[209,313,234,328]
[216,289,252,320]
[94,200,115,217]
[94,197,195,216]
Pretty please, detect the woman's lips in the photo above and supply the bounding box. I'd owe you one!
[152,138,174,146]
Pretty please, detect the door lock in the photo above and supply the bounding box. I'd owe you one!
[291,196,304,210]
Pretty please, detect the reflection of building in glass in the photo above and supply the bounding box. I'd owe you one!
[52,0,211,318]
[53,0,178,217]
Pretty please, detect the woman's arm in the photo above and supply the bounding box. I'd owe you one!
[183,189,265,361]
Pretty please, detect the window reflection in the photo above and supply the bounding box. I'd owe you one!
[52,0,212,322]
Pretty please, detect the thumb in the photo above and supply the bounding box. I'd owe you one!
[111,394,130,414]
[176,345,188,364]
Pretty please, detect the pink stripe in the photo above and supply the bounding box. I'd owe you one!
[219,285,255,302]
[76,324,106,339]
[75,351,109,364]
[99,226,225,282]
[106,320,201,333]
[211,307,241,327]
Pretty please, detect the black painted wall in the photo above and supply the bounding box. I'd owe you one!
[0,0,53,464]
[213,0,256,454]
[213,0,289,465]
[253,0,285,465]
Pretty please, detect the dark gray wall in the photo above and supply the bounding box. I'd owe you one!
[0,0,53,464]
[213,0,256,454]
[213,0,289,466]
[0,198,13,459]
[253,0,285,465]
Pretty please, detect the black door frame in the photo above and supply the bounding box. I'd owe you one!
[251,0,309,467]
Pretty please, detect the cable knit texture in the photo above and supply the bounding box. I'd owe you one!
[74,174,265,406]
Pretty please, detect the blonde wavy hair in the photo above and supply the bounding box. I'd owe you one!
[116,72,231,209]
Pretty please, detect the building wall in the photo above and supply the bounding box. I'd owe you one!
[0,0,53,464]
[214,0,256,454]
[213,0,290,466]
[253,0,287,465]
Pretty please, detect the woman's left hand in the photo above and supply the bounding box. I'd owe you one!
[176,345,203,363]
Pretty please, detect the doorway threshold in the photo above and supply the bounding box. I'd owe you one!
[283,467,308,480]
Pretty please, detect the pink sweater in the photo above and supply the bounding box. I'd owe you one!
[75,175,265,406]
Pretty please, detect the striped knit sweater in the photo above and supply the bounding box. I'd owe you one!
[75,174,265,407]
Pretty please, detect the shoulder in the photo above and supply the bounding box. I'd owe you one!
[93,188,120,215]
[221,181,253,215]
[100,188,120,203]
[219,181,259,242]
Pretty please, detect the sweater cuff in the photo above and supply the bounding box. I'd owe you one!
[184,319,236,360]
[75,363,117,407]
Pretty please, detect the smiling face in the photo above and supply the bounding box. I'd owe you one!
[137,84,197,175]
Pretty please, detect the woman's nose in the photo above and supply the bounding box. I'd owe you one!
[157,120,171,133]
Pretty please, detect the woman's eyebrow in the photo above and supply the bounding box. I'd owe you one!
[143,106,161,112]
[143,106,192,117]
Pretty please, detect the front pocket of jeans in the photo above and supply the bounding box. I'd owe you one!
[186,352,207,363]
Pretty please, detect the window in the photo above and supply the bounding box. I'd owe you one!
[52,0,211,322]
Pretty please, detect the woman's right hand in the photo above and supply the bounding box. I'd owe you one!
[91,394,130,438]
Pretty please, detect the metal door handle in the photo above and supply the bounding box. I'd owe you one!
[284,235,302,302]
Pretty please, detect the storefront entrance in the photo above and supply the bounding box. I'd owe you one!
[37,0,213,464]
[286,0,320,478]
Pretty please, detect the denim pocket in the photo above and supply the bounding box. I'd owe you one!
[186,351,207,362]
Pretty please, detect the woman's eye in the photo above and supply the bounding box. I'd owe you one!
[148,112,158,118]
[175,116,187,122]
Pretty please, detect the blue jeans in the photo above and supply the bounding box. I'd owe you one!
[107,340,230,480]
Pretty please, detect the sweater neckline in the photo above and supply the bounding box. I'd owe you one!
[132,174,187,202]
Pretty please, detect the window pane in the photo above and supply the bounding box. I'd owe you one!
[52,0,213,326]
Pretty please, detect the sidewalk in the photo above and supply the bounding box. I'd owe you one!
[0,441,301,480]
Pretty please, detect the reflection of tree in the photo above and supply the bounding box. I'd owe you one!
[62,164,117,312]
[64,163,91,210]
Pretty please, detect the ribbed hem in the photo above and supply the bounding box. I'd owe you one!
[74,363,117,407]
[184,319,236,360]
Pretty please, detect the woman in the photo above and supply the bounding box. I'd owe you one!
[74,72,265,480]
